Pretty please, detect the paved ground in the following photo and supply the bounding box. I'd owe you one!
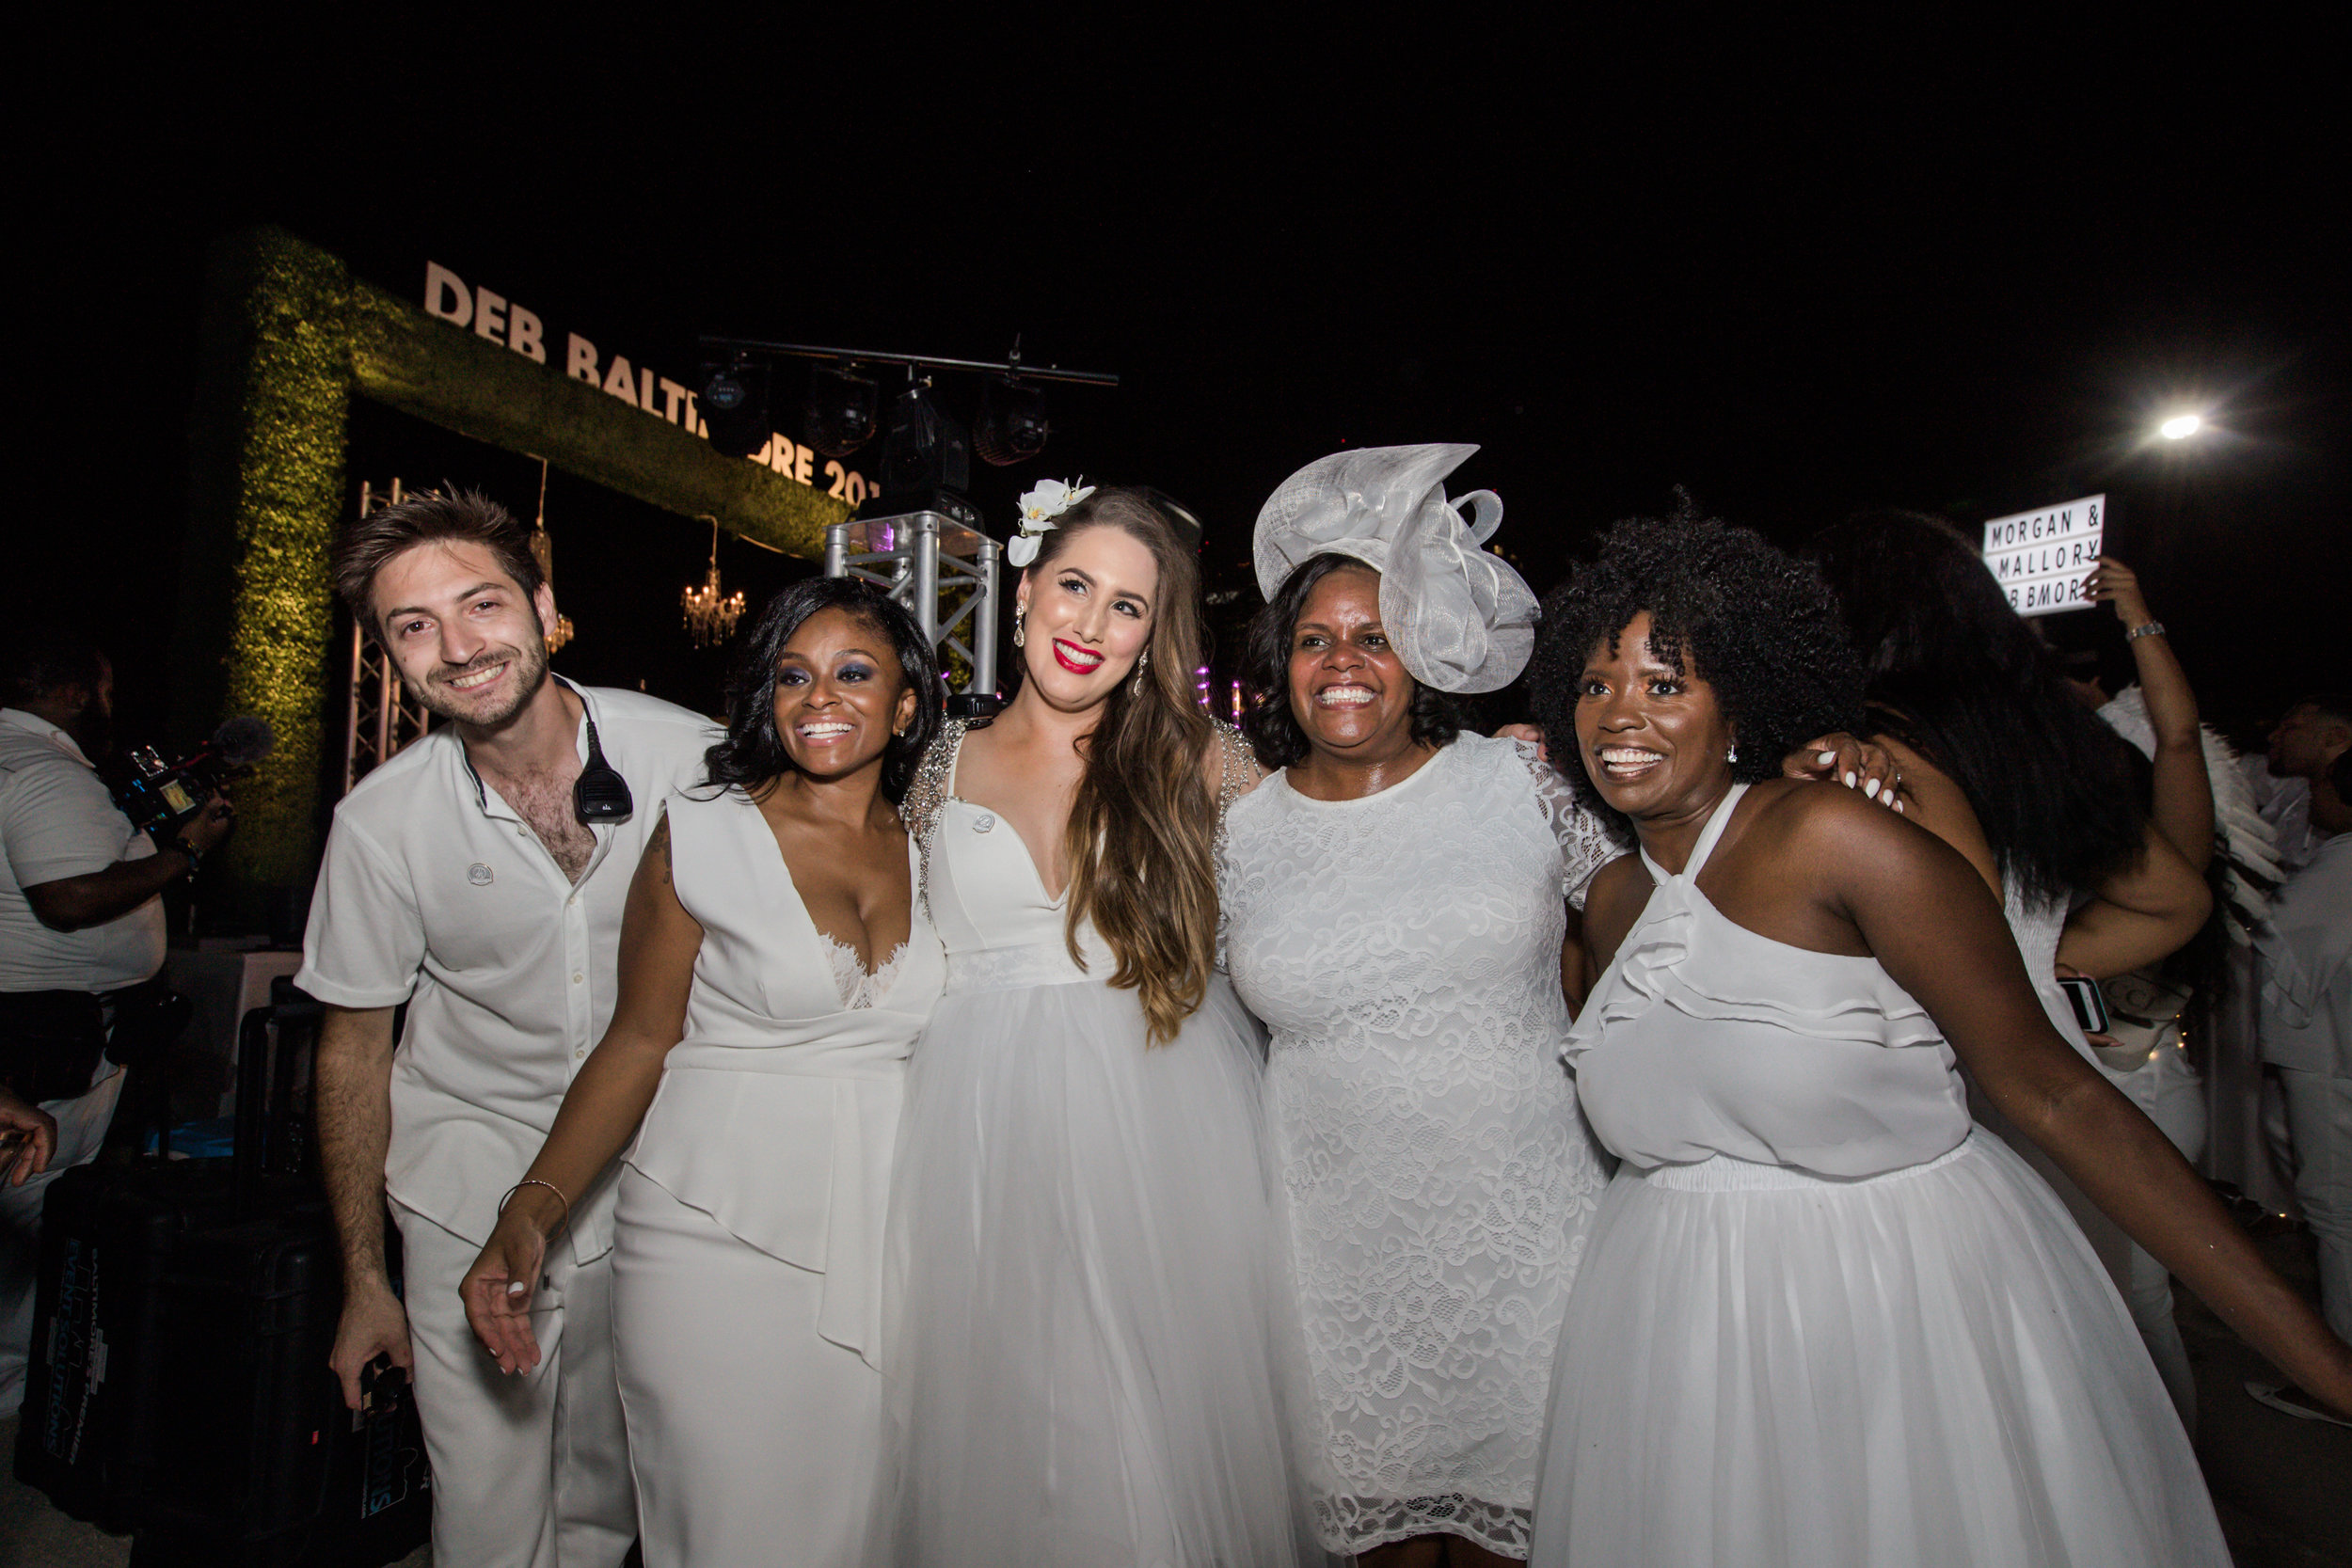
[2186,1227,2352,1567]
[5,1229,2347,1565]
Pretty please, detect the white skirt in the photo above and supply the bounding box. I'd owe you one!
[612,1166,882,1567]
[1529,1131,2228,1568]
[869,969,1307,1568]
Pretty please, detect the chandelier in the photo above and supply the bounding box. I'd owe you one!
[681,515,745,647]
[528,458,576,654]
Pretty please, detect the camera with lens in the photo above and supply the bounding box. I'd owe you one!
[111,716,274,846]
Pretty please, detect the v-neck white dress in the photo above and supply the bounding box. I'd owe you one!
[867,722,1303,1568]
[614,785,945,1568]
[1528,784,2228,1568]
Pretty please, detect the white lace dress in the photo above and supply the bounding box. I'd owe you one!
[1220,734,1617,1558]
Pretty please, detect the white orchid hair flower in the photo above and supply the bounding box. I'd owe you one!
[1008,478,1095,566]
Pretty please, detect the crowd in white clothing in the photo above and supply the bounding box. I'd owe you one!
[8,465,2330,1567]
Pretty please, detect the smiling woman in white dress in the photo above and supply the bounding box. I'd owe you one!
[1218,446,1614,1567]
[460,578,945,1568]
[871,483,1302,1568]
[1521,506,2352,1567]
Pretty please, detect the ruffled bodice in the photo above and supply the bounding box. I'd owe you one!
[1565,784,1971,1179]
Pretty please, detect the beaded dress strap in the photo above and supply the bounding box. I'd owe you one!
[1211,721,1259,862]
[902,720,968,922]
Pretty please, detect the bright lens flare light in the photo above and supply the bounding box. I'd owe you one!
[2158,413,2203,440]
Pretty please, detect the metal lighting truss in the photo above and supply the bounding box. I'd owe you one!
[342,480,434,796]
[824,510,999,700]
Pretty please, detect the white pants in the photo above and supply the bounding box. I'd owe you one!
[2109,1038,2208,1431]
[611,1165,882,1568]
[2206,946,2300,1214]
[2277,1068,2352,1344]
[394,1201,637,1568]
[0,1066,122,1417]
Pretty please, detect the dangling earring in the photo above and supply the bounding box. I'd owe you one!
[1012,606,1026,648]
[1132,648,1150,697]
[1725,739,1740,764]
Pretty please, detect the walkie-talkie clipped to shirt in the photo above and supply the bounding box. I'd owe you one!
[573,718,634,823]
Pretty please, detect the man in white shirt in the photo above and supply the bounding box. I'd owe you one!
[297,491,711,1568]
[2257,746,2352,1416]
[2249,693,2352,874]
[0,636,233,1415]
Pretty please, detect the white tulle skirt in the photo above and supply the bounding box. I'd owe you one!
[868,967,1307,1568]
[1529,1131,2228,1568]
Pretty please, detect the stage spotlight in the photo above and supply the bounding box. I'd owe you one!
[805,365,881,457]
[699,361,770,458]
[878,383,972,498]
[2158,413,2202,440]
[973,374,1051,466]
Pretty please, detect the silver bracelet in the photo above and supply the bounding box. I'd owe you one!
[2127,620,2167,641]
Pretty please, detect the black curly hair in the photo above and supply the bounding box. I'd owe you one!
[1239,552,1463,770]
[703,576,942,802]
[1527,495,1865,846]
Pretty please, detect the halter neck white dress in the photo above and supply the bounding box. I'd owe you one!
[1528,784,2228,1568]
[868,722,1302,1568]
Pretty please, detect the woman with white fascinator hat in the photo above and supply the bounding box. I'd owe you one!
[1223,449,1909,1566]
[1220,443,1618,1567]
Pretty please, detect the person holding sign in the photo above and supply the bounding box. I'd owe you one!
[1806,515,2217,1398]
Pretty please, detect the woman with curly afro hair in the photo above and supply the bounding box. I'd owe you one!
[1524,498,1868,844]
[1520,501,2348,1566]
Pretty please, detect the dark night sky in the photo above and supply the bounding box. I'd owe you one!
[18,14,2347,744]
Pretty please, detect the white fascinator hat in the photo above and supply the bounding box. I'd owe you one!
[1252,443,1538,694]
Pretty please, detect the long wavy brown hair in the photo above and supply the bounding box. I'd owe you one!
[1025,488,1216,1044]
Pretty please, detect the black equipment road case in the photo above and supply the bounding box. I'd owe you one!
[13,978,429,1564]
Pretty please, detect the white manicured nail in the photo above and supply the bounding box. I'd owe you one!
[507,1281,528,1296]
[1866,779,1880,800]
[1817,751,1836,765]
[1844,772,1856,787]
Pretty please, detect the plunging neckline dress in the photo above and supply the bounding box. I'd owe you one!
[868,721,1303,1568]
[614,784,946,1567]
[1528,784,2228,1567]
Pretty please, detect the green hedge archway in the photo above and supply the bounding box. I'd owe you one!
[171,227,850,925]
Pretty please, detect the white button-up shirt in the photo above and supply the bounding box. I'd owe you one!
[295,682,714,1261]
[0,707,166,994]
[2260,830,2352,1079]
